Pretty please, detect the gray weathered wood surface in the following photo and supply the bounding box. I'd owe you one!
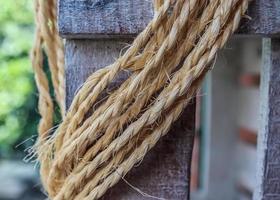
[59,0,280,38]
[254,38,280,200]
[58,0,153,38]
[238,0,280,36]
[65,39,196,199]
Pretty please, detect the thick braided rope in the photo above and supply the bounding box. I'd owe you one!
[32,0,249,199]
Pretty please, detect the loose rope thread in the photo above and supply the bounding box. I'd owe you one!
[31,0,249,199]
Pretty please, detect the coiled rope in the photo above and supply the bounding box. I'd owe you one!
[31,0,249,199]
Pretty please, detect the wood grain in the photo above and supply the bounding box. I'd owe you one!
[58,0,153,38]
[254,38,280,200]
[238,0,280,36]
[58,0,280,38]
[65,39,196,199]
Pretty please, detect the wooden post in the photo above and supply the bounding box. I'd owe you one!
[237,0,280,36]
[58,0,280,38]
[240,1,280,199]
[244,2,280,199]
[254,38,280,200]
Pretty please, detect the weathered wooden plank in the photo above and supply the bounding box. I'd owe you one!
[58,0,153,38]
[254,38,280,200]
[58,0,280,38]
[238,0,280,36]
[65,39,196,199]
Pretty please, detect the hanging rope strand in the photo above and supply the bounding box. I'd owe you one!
[32,0,250,199]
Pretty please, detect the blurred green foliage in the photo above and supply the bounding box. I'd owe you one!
[0,1,39,157]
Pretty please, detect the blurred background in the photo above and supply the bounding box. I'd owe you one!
[0,1,261,200]
[0,1,44,199]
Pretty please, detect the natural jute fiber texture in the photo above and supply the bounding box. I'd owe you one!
[31,0,249,199]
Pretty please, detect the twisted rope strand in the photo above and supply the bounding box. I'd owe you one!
[50,0,246,198]
[37,0,65,115]
[56,0,215,184]
[49,0,238,184]
[52,0,175,151]
[32,0,250,199]
[76,3,248,199]
[49,0,199,175]
[31,0,55,187]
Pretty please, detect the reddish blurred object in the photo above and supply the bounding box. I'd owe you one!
[239,73,260,87]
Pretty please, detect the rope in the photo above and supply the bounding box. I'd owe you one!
[31,0,249,199]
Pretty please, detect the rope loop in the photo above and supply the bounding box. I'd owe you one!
[32,0,249,199]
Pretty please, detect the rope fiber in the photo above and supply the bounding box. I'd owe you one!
[31,0,249,199]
